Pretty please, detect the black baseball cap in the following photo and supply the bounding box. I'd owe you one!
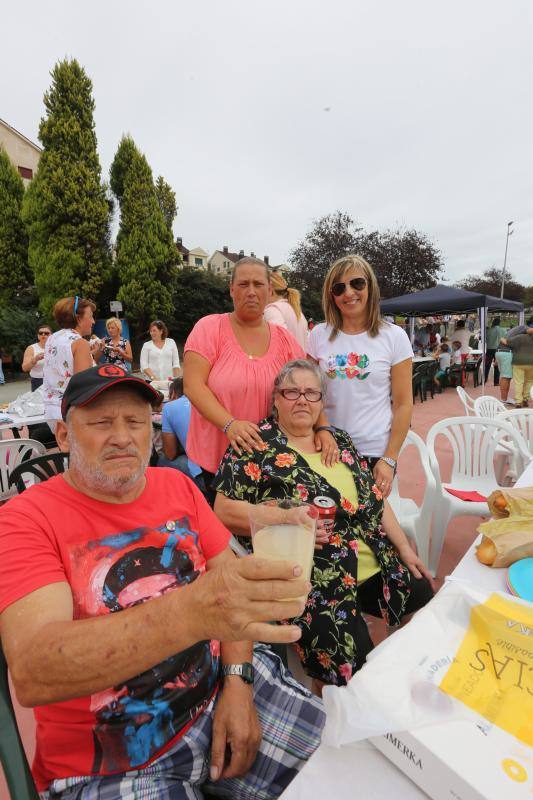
[61,365,161,419]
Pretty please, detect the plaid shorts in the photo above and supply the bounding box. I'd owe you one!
[45,645,325,800]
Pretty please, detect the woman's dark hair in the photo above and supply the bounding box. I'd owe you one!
[36,324,52,335]
[492,317,501,327]
[53,297,96,329]
[455,319,465,329]
[149,320,168,339]
[440,343,450,352]
[170,377,184,399]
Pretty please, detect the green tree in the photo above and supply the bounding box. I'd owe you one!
[22,58,112,316]
[155,175,178,231]
[456,267,526,302]
[0,148,33,306]
[111,138,179,335]
[355,228,443,298]
[170,268,232,340]
[0,306,42,362]
[289,211,362,294]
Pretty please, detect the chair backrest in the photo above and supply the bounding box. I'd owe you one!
[8,453,68,495]
[473,395,506,419]
[426,416,531,488]
[389,430,437,527]
[0,440,46,502]
[456,386,475,416]
[497,408,533,454]
[0,643,39,799]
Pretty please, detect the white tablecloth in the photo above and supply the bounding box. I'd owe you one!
[0,412,47,434]
[281,459,533,798]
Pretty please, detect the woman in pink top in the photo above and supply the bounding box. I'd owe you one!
[264,270,309,350]
[184,257,338,501]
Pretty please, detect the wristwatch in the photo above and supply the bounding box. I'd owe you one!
[314,425,336,435]
[221,662,255,685]
[379,456,397,472]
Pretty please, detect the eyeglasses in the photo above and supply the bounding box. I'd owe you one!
[277,388,323,402]
[38,331,51,336]
[331,277,367,297]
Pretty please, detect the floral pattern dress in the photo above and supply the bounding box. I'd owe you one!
[215,418,414,685]
[102,336,129,370]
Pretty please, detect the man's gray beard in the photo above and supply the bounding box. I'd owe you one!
[68,436,151,495]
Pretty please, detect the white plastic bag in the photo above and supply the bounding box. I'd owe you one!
[322,580,533,747]
[7,385,44,417]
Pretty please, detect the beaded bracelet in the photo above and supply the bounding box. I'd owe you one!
[223,418,236,435]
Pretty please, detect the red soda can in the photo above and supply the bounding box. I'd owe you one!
[312,496,336,536]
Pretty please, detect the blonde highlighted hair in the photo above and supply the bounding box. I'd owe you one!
[270,270,303,320]
[322,254,383,341]
[106,316,122,334]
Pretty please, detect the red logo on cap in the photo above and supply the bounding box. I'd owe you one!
[98,365,126,378]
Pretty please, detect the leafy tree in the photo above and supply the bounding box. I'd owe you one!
[456,267,527,302]
[290,213,443,304]
[0,306,42,362]
[155,175,178,231]
[111,138,179,336]
[22,58,112,316]
[169,268,233,341]
[355,228,443,298]
[0,148,34,306]
[289,211,362,293]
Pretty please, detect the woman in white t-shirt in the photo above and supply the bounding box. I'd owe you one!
[308,254,413,498]
[264,270,309,350]
[140,320,181,382]
[22,324,52,391]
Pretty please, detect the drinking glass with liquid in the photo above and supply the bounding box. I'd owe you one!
[249,499,316,599]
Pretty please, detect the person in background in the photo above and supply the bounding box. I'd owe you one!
[452,319,471,355]
[140,320,181,382]
[484,316,506,385]
[308,254,413,499]
[506,316,533,339]
[264,270,309,349]
[22,325,52,391]
[43,296,96,433]
[433,343,451,389]
[159,377,205,490]
[451,340,463,365]
[183,257,335,504]
[503,333,533,408]
[495,340,514,404]
[0,352,4,385]
[102,317,132,371]
[413,321,430,354]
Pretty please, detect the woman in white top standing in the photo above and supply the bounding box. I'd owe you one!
[43,296,96,432]
[308,254,413,498]
[22,324,52,391]
[263,270,309,350]
[140,320,181,382]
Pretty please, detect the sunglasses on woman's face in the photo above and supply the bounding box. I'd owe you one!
[38,331,51,336]
[331,277,367,297]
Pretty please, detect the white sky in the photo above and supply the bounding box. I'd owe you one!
[2,0,532,284]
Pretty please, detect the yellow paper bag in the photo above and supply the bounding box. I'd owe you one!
[440,593,533,746]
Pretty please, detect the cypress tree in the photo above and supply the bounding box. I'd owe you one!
[22,58,112,315]
[111,137,178,333]
[0,147,33,306]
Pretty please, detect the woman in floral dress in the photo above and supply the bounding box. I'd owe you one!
[214,360,434,694]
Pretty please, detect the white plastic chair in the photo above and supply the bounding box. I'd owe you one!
[426,416,532,576]
[388,431,436,570]
[496,408,533,483]
[456,386,475,416]
[473,395,506,418]
[0,439,46,502]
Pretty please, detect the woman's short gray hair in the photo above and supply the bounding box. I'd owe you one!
[271,359,326,416]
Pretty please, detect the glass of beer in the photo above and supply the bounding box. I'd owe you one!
[248,499,316,600]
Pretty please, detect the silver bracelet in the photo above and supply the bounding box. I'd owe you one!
[223,418,236,435]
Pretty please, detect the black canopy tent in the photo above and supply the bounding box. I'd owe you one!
[380,284,524,387]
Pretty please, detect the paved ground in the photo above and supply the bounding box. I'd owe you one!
[0,369,521,794]
[0,375,31,403]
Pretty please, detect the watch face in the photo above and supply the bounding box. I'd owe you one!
[241,663,254,684]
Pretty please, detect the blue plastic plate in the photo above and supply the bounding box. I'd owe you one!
[507,558,533,603]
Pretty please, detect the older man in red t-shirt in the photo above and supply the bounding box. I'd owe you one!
[0,366,324,798]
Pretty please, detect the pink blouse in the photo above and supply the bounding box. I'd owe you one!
[184,313,305,472]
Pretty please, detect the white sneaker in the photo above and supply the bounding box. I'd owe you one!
[504,399,515,405]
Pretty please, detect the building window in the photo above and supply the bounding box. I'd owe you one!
[224,260,229,269]
[18,166,33,179]
[195,257,203,266]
